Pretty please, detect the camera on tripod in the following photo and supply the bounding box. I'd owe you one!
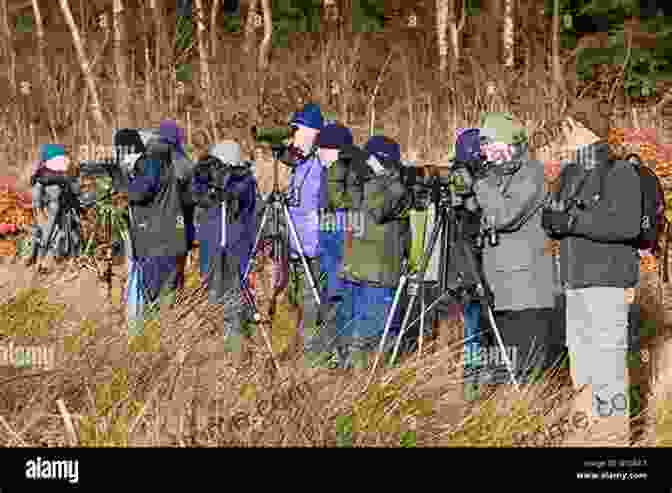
[252,125,308,168]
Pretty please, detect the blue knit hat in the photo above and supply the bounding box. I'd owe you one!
[290,103,324,130]
[39,144,65,162]
[316,123,353,149]
[365,136,401,162]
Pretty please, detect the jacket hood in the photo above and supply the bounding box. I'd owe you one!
[208,141,243,166]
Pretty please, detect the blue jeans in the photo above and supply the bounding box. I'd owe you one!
[319,229,345,302]
[336,280,400,351]
[463,302,482,369]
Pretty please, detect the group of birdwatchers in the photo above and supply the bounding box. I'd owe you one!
[27,103,646,445]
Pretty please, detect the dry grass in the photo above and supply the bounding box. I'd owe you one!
[0,259,670,447]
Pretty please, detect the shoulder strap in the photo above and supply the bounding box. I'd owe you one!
[595,160,618,203]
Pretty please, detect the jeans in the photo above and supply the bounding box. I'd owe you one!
[565,287,629,417]
[319,229,345,302]
[463,303,482,369]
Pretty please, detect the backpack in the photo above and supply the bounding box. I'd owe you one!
[593,157,665,253]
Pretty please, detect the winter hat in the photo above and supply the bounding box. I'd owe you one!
[114,128,146,157]
[365,136,401,163]
[209,141,243,166]
[316,123,353,149]
[290,103,324,130]
[479,113,527,145]
[39,144,65,163]
[159,119,186,155]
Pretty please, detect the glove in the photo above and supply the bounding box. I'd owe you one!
[541,209,576,237]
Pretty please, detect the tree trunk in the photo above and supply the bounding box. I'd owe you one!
[211,0,220,60]
[503,0,515,68]
[148,0,164,105]
[194,0,210,93]
[194,0,218,141]
[31,0,58,140]
[141,3,152,116]
[258,0,272,71]
[244,0,259,56]
[447,0,466,69]
[113,0,131,129]
[436,0,449,80]
[0,0,16,94]
[551,0,564,104]
[59,0,106,129]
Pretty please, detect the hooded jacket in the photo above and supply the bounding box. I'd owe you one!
[287,152,325,258]
[192,141,257,283]
[554,146,641,289]
[474,113,555,311]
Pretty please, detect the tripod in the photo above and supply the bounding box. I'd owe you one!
[241,148,322,321]
[372,184,520,390]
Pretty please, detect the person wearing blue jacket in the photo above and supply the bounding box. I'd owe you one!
[282,104,325,350]
[192,141,257,350]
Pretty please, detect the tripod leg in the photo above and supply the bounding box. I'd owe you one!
[370,273,408,376]
[242,201,270,282]
[282,204,321,307]
[460,243,520,391]
[484,304,519,390]
[418,283,426,358]
[389,282,420,366]
[387,215,446,367]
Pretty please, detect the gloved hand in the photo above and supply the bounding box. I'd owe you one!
[541,209,576,237]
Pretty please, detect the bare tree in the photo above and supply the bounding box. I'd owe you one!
[30,0,57,140]
[258,0,272,71]
[113,0,130,129]
[447,0,466,67]
[244,0,260,56]
[503,0,515,68]
[0,0,16,93]
[194,0,210,93]
[551,0,564,104]
[59,0,105,128]
[194,0,218,141]
[436,0,449,79]
[148,0,165,104]
[210,0,220,60]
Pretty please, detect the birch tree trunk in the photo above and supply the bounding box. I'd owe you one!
[211,0,220,60]
[148,0,164,105]
[30,0,58,140]
[436,0,449,80]
[194,0,218,141]
[113,0,130,129]
[0,0,15,94]
[244,0,259,56]
[258,0,272,71]
[141,4,152,114]
[447,0,466,67]
[194,0,210,93]
[503,0,515,68]
[59,0,106,128]
[551,0,564,104]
